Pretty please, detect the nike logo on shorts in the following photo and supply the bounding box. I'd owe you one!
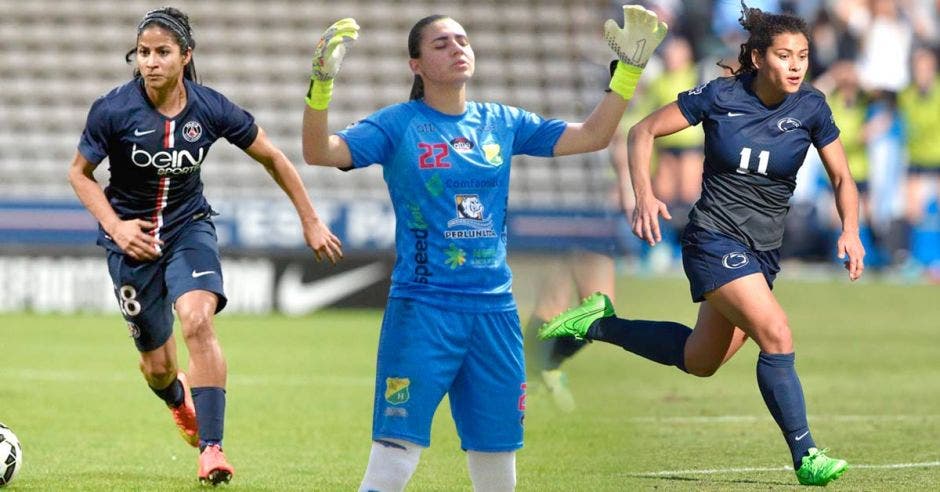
[191,270,216,278]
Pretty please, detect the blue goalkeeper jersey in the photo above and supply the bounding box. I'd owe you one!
[338,100,566,312]
[78,78,257,252]
[676,73,840,250]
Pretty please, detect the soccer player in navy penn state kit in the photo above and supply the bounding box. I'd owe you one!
[67,7,342,486]
[301,8,665,491]
[540,4,864,487]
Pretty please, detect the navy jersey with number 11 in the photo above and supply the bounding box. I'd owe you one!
[78,78,257,252]
[677,73,840,251]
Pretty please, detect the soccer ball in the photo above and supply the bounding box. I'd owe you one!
[0,423,22,487]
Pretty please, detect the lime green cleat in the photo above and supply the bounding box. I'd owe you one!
[796,448,847,486]
[538,292,615,341]
[541,370,576,412]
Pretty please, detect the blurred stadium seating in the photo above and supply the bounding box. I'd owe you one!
[0,0,615,207]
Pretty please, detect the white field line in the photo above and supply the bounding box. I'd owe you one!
[626,415,940,424]
[632,461,940,477]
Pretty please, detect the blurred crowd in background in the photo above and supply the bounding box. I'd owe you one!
[1,0,936,280]
[608,0,940,277]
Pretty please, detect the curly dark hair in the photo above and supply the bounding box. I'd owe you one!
[720,1,810,76]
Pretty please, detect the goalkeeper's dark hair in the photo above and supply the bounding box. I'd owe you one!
[408,14,449,100]
[125,6,199,83]
[718,1,809,76]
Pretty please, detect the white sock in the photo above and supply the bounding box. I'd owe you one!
[467,450,516,492]
[358,439,423,492]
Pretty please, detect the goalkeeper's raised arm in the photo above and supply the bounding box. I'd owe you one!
[301,18,359,168]
[552,5,667,157]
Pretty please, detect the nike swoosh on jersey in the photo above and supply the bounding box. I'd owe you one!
[134,128,157,136]
[191,270,217,278]
[726,112,745,117]
[277,262,388,315]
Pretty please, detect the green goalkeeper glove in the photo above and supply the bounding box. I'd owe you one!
[306,18,360,110]
[604,5,668,100]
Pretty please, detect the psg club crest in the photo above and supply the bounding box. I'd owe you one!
[182,120,203,142]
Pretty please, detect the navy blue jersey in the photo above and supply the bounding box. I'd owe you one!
[677,73,840,250]
[78,78,257,252]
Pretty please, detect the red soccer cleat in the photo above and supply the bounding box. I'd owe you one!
[198,444,234,486]
[168,372,199,447]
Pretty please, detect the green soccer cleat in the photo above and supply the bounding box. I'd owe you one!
[538,292,615,341]
[795,448,848,486]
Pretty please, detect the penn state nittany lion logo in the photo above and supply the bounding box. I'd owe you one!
[722,252,749,269]
[182,120,202,142]
[456,195,484,220]
[776,117,802,133]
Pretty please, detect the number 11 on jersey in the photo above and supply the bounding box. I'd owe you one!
[738,147,769,175]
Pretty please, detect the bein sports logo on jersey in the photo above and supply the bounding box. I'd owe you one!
[776,117,803,133]
[182,120,202,142]
[445,194,496,239]
[131,144,206,176]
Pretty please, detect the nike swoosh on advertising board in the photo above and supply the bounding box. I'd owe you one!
[277,261,387,315]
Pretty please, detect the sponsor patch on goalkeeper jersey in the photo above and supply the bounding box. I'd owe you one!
[449,136,474,152]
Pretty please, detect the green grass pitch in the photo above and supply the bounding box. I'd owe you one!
[1,275,938,490]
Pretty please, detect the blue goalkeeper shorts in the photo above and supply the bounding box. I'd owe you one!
[372,297,526,452]
[106,219,226,352]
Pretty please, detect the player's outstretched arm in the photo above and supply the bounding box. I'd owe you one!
[302,18,359,168]
[246,127,344,264]
[627,102,691,246]
[819,138,865,280]
[68,152,162,261]
[554,5,667,157]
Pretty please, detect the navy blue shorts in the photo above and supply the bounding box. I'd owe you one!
[908,163,940,175]
[106,219,226,352]
[680,224,780,302]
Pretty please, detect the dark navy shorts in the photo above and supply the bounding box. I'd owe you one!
[106,219,226,352]
[680,224,780,303]
[908,162,940,175]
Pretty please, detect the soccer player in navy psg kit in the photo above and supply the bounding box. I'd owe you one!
[540,4,863,486]
[301,7,666,491]
[67,7,343,486]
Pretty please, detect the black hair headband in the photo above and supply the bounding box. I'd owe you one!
[137,10,194,50]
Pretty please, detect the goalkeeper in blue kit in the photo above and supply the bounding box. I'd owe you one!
[301,6,666,491]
